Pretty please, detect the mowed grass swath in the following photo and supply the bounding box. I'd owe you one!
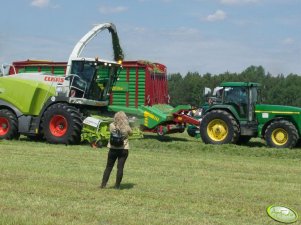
[0,133,301,225]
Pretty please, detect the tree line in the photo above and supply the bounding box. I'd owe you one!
[168,65,301,107]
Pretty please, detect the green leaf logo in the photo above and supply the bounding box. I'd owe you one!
[267,205,298,224]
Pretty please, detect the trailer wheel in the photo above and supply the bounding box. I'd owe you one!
[41,103,83,145]
[187,125,198,137]
[200,110,239,144]
[0,109,19,140]
[265,120,298,148]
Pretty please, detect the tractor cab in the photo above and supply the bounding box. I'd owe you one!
[205,82,260,122]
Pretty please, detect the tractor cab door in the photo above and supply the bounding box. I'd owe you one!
[248,86,258,122]
[223,86,248,119]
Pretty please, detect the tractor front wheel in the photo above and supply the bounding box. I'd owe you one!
[200,110,239,145]
[41,103,83,145]
[265,120,298,148]
[0,109,19,140]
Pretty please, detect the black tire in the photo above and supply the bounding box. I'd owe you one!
[0,109,19,140]
[187,125,198,137]
[264,120,298,148]
[200,110,239,144]
[236,136,252,145]
[41,103,83,145]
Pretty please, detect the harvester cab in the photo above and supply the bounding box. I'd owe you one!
[56,58,121,102]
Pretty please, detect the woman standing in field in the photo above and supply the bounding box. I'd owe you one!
[100,111,132,189]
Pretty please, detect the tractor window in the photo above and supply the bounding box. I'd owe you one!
[224,87,248,118]
[224,87,247,104]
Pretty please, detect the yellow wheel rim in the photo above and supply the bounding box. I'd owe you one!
[271,128,288,146]
[207,119,228,142]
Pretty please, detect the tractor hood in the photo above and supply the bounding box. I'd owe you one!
[255,104,301,114]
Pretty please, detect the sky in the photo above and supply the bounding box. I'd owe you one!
[0,0,300,76]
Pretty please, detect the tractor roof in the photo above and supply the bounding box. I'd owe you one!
[220,82,260,87]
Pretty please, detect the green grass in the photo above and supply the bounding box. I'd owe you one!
[0,134,301,225]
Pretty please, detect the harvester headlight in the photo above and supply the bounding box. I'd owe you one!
[56,87,63,93]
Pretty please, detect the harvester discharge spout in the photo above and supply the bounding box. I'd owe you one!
[66,23,124,75]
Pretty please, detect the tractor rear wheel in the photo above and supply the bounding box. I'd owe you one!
[0,109,19,140]
[200,110,239,144]
[265,120,298,148]
[41,103,83,145]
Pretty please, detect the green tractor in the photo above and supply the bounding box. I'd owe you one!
[0,23,123,144]
[198,82,301,148]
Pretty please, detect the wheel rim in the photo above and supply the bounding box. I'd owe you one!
[207,119,228,142]
[271,128,288,146]
[49,115,68,137]
[0,117,9,136]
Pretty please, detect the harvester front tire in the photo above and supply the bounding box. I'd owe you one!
[0,109,19,140]
[200,110,239,145]
[265,120,298,148]
[41,103,83,145]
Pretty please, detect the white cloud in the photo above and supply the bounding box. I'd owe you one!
[206,10,227,22]
[282,37,294,45]
[99,5,128,14]
[31,0,49,8]
[221,0,260,4]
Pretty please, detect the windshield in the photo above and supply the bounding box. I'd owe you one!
[223,87,248,104]
[70,60,120,101]
[71,61,96,90]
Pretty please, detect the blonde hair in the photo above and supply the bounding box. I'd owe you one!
[113,111,131,134]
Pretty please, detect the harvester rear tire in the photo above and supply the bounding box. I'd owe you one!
[200,110,239,145]
[265,120,298,148]
[41,103,83,145]
[0,109,19,140]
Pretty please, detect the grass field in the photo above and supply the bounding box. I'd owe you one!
[0,133,301,225]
